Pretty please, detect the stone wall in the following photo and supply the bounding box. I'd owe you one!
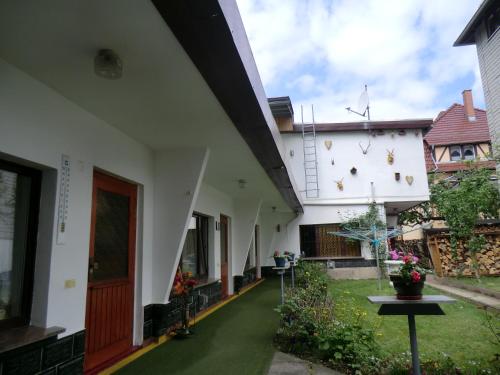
[0,331,85,375]
[144,281,222,339]
[426,225,500,277]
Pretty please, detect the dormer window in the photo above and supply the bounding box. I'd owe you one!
[450,145,462,161]
[449,144,476,161]
[463,145,475,160]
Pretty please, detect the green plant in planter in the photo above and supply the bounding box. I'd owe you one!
[388,252,427,300]
[272,250,288,267]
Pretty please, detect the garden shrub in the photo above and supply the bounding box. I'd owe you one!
[276,263,499,374]
[275,261,381,374]
[382,352,499,374]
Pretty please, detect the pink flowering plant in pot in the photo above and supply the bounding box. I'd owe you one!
[388,251,426,300]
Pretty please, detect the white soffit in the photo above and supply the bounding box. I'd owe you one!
[0,0,290,211]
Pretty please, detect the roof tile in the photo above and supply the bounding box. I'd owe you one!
[424,103,491,145]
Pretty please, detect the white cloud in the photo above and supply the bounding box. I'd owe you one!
[236,0,483,122]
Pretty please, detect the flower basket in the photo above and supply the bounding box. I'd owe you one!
[284,252,295,262]
[390,274,426,300]
[274,256,287,268]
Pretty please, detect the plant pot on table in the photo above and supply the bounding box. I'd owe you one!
[389,274,426,300]
[274,256,287,268]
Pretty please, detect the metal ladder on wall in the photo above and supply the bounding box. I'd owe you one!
[301,105,319,198]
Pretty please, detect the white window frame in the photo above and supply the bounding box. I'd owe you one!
[449,145,462,161]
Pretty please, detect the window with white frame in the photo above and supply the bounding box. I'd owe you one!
[449,146,462,161]
[463,145,475,160]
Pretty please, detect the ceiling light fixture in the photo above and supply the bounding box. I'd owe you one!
[94,49,123,79]
[238,179,247,189]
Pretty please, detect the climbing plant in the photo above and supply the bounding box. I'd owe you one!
[401,166,499,279]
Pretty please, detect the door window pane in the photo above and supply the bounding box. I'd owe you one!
[93,189,129,281]
[0,169,33,323]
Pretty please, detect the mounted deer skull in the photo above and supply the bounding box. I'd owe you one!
[334,178,344,191]
[387,149,395,165]
[359,140,371,155]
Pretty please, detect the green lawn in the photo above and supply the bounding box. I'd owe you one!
[117,279,280,375]
[329,279,498,366]
[449,276,500,293]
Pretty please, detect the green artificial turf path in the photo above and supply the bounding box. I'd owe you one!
[329,279,497,366]
[117,279,280,375]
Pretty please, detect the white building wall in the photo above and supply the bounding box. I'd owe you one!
[193,183,236,293]
[475,25,500,169]
[152,148,209,303]
[0,58,155,336]
[259,205,377,266]
[283,131,429,203]
[272,130,429,262]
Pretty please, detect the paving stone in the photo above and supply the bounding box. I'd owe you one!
[267,351,343,375]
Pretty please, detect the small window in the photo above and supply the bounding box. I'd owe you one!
[463,145,475,160]
[180,214,209,280]
[486,6,500,39]
[0,160,41,330]
[450,146,462,161]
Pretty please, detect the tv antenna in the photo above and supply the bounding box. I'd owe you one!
[346,85,370,120]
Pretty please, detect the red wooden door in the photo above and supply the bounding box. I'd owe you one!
[85,171,137,371]
[220,215,229,298]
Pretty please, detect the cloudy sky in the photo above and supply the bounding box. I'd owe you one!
[236,0,483,123]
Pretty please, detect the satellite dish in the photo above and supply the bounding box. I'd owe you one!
[346,85,371,120]
[358,88,369,115]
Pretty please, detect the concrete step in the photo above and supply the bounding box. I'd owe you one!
[327,267,379,280]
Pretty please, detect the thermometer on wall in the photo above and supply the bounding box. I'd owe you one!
[57,154,70,245]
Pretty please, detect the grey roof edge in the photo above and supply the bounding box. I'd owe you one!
[153,0,303,213]
[281,119,433,133]
[454,0,495,46]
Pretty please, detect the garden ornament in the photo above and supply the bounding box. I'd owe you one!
[359,140,371,155]
[334,178,344,191]
[387,149,395,164]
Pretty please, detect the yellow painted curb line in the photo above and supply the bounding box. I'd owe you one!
[99,278,266,374]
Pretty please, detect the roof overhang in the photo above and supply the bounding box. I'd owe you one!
[454,0,496,46]
[268,97,294,118]
[153,0,303,213]
[281,119,433,133]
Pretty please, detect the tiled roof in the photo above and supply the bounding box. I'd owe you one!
[424,103,491,146]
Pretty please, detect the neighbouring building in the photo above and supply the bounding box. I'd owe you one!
[424,90,495,175]
[265,97,432,278]
[399,90,499,277]
[0,1,432,374]
[401,89,494,242]
[454,0,500,174]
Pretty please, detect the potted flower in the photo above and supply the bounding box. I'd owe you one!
[388,253,426,300]
[272,250,287,267]
[172,268,198,336]
[283,251,295,262]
